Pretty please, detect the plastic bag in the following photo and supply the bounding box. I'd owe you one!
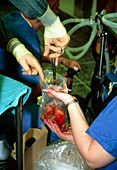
[34,140,88,170]
[39,69,69,132]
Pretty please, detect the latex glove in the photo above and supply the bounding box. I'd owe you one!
[7,38,44,81]
[60,57,81,71]
[18,53,44,81]
[44,17,70,66]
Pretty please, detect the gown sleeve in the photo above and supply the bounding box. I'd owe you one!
[0,16,14,50]
[9,0,47,18]
[9,0,57,26]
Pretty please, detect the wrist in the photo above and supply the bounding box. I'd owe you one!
[44,16,67,39]
[7,38,32,61]
[38,5,57,27]
[65,98,78,108]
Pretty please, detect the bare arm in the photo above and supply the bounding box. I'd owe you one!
[43,88,115,169]
[68,102,115,168]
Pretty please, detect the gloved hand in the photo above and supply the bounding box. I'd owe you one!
[7,38,44,81]
[38,6,70,66]
[44,17,70,66]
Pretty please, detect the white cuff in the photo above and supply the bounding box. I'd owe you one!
[12,44,32,61]
[44,17,67,39]
[37,5,57,26]
[7,38,32,61]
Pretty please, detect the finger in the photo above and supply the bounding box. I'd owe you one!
[54,86,62,91]
[52,122,62,135]
[53,123,65,137]
[44,119,55,131]
[43,45,50,56]
[49,53,61,59]
[47,120,59,134]
[31,69,38,75]
[63,82,68,93]
[22,64,32,75]
[55,58,59,66]
[23,67,38,75]
[50,46,65,55]
[33,60,44,81]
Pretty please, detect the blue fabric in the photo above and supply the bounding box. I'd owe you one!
[102,73,117,102]
[86,96,117,169]
[0,11,42,85]
[0,74,31,115]
[105,73,117,83]
[0,101,59,145]
[22,102,43,134]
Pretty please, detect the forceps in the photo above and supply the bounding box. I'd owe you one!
[51,58,56,85]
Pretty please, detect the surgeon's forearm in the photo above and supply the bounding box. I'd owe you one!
[9,0,57,26]
[9,0,67,38]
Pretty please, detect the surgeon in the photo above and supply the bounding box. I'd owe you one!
[0,1,71,165]
[0,15,44,80]
[9,0,70,66]
[0,16,45,168]
[0,7,80,98]
[0,4,80,156]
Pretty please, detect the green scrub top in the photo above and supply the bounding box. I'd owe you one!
[0,15,14,50]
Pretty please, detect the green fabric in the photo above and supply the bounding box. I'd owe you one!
[9,0,57,26]
[0,74,31,115]
[0,15,14,50]
[9,0,47,18]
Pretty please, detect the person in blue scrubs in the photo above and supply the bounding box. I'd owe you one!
[42,86,117,169]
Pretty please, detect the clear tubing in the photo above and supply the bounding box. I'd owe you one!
[102,13,117,28]
[62,0,97,60]
[62,18,90,25]
[68,21,96,36]
[65,23,97,60]
[67,21,96,51]
[91,0,97,19]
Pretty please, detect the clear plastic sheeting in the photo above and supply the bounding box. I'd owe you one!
[39,69,69,132]
[34,140,88,170]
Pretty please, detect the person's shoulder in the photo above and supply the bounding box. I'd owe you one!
[3,11,21,20]
[3,11,23,26]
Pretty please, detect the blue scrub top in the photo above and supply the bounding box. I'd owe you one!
[86,96,117,169]
[0,11,42,85]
